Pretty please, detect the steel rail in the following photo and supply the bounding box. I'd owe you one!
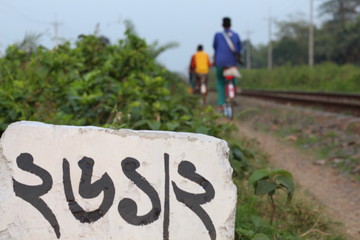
[239,89,360,112]
[241,89,360,101]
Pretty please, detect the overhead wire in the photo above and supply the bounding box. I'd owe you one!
[0,0,69,49]
[272,0,306,21]
[1,0,50,25]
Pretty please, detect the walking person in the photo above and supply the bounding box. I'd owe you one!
[213,17,242,111]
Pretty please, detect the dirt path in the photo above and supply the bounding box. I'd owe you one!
[235,120,360,239]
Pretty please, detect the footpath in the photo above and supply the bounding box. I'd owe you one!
[233,97,360,239]
[236,121,360,239]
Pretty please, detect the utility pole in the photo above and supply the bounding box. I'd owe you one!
[94,23,101,36]
[268,15,273,70]
[51,16,63,46]
[246,30,252,69]
[309,0,314,67]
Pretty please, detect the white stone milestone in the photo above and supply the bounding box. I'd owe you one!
[0,121,237,240]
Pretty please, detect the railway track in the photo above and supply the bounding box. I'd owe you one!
[238,89,360,115]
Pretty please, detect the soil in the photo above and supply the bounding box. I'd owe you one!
[234,97,360,239]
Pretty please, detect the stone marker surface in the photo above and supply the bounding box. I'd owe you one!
[0,121,237,240]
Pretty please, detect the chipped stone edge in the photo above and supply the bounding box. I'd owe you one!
[217,140,237,239]
[0,126,14,237]
[4,121,225,143]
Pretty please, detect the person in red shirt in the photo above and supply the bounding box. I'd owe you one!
[189,45,211,93]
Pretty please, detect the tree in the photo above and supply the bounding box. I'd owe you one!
[273,17,309,66]
[246,1,360,68]
[249,44,267,69]
[319,0,360,23]
[316,0,360,64]
[273,37,307,66]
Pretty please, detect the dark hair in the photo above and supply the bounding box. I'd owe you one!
[197,45,203,51]
[222,17,231,28]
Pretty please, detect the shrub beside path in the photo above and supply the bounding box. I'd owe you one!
[235,120,360,239]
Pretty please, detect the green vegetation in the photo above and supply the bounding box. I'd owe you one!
[238,0,360,94]
[244,0,360,68]
[240,63,360,93]
[0,21,349,239]
[0,25,232,137]
[249,169,295,224]
[230,136,346,240]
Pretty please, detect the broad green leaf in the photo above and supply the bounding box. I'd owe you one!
[196,125,210,134]
[179,115,191,121]
[230,160,242,176]
[233,147,244,160]
[83,70,100,82]
[132,120,148,129]
[236,228,255,238]
[13,80,25,89]
[252,233,270,240]
[129,101,141,108]
[270,169,293,179]
[255,179,277,196]
[251,216,266,228]
[147,120,161,130]
[276,175,295,199]
[248,169,271,188]
[166,122,179,131]
[276,175,294,192]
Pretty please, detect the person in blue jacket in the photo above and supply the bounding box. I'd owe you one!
[213,17,242,109]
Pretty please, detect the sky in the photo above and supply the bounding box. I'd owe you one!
[0,0,323,73]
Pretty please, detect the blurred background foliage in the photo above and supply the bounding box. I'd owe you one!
[243,0,360,68]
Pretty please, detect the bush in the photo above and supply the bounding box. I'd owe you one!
[0,29,234,138]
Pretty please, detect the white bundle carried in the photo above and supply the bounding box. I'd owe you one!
[223,66,241,78]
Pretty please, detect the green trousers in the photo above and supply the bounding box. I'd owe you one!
[189,72,195,89]
[216,67,238,105]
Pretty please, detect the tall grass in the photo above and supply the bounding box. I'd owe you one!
[240,62,360,93]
